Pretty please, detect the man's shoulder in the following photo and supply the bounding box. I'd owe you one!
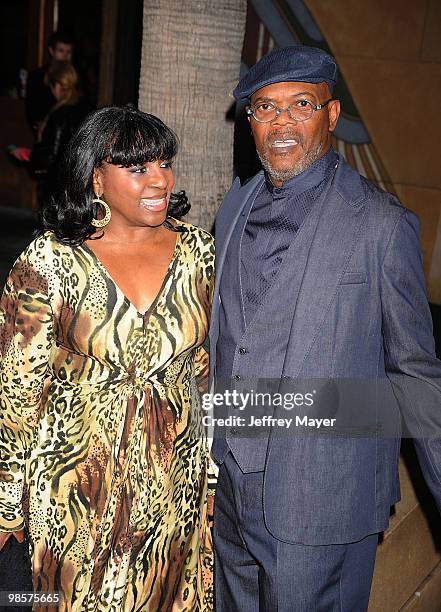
[335,156,405,222]
[224,171,264,201]
[216,171,263,218]
[240,173,263,188]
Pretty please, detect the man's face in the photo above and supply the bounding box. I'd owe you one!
[249,81,340,186]
[49,42,73,62]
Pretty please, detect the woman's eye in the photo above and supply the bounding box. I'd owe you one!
[160,161,172,169]
[130,166,146,173]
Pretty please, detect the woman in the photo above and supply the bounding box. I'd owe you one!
[0,107,214,610]
[9,62,90,187]
[30,61,91,176]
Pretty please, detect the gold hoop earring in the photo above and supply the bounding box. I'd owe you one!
[91,196,111,228]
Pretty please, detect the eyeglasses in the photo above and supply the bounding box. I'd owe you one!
[246,98,332,123]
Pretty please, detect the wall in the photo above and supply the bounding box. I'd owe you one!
[306,0,441,304]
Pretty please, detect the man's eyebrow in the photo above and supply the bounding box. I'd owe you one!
[252,96,274,103]
[252,91,317,103]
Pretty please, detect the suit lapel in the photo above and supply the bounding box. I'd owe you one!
[282,167,367,377]
[209,172,264,379]
[214,173,264,295]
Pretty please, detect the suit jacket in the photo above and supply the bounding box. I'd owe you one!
[210,154,441,545]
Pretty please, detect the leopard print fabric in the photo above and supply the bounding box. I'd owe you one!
[0,222,214,611]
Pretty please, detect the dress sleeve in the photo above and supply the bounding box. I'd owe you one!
[194,234,215,390]
[0,244,55,531]
[199,236,217,509]
[194,346,209,396]
[194,343,217,519]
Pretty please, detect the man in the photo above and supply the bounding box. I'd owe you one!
[210,45,441,610]
[25,30,74,135]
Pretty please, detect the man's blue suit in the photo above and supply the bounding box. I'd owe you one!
[210,154,441,607]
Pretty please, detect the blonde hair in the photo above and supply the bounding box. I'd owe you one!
[46,60,79,106]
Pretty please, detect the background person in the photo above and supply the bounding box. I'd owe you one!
[25,30,74,136]
[10,61,92,208]
[30,60,91,177]
[0,106,214,610]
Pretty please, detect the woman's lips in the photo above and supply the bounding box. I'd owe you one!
[140,197,168,211]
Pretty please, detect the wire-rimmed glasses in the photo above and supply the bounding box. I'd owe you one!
[246,98,332,123]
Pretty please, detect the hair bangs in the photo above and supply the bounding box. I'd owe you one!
[104,112,178,167]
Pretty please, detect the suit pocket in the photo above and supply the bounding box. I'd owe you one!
[339,272,367,285]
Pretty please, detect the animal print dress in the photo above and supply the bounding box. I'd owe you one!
[0,222,214,611]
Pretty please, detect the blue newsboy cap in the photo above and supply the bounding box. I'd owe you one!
[233,45,338,102]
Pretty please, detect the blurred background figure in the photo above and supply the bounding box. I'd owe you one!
[25,30,74,138]
[30,60,91,192]
[10,61,92,207]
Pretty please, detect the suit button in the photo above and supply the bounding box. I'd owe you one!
[238,347,248,354]
[234,374,241,381]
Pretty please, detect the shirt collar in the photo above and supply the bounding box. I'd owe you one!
[264,148,338,196]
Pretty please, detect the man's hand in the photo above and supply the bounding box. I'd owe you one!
[0,530,25,551]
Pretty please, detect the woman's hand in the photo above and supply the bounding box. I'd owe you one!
[207,493,215,530]
[0,530,25,551]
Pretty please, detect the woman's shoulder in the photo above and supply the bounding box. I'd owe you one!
[6,232,61,294]
[173,221,214,283]
[174,219,214,249]
[16,231,74,268]
[25,230,66,251]
[51,100,92,124]
[8,232,82,295]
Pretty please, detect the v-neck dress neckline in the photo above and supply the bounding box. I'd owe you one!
[80,229,182,317]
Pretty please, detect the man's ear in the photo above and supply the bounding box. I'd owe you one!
[92,167,103,196]
[328,99,340,132]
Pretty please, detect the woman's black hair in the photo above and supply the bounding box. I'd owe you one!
[40,105,190,245]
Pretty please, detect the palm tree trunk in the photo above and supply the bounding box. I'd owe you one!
[139,0,247,229]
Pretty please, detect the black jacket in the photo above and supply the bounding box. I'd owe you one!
[26,65,55,128]
[30,101,91,175]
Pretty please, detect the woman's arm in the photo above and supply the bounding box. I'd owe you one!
[0,242,55,534]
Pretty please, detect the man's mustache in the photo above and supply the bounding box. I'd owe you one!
[264,130,304,148]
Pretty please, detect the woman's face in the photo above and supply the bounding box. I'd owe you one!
[93,159,175,228]
[50,82,65,101]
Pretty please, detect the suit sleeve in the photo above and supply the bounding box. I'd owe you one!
[0,246,55,531]
[380,209,441,512]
